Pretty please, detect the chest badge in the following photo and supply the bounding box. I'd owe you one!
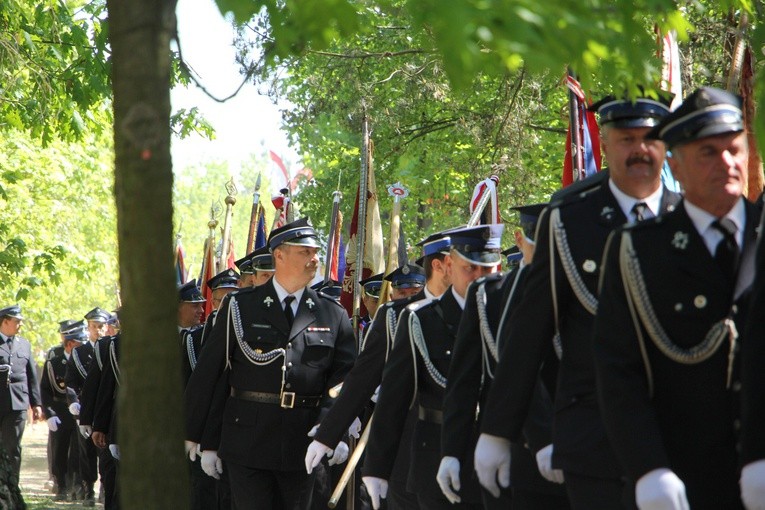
[582,260,597,273]
[671,231,689,250]
[263,296,274,308]
[306,298,315,310]
[600,206,615,220]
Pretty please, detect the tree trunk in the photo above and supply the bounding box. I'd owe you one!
[106,0,189,507]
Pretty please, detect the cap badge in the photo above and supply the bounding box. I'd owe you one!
[401,265,410,275]
[263,296,274,308]
[306,298,315,309]
[582,260,597,273]
[671,231,689,250]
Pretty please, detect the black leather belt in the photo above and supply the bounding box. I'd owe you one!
[418,406,443,424]
[230,388,321,409]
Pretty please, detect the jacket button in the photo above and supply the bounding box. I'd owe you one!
[287,343,292,349]
[732,381,742,392]
[734,419,741,431]
[445,350,451,356]
[235,417,239,423]
[287,362,293,369]
[285,383,292,389]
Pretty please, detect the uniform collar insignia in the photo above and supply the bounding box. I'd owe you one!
[671,231,689,250]
[264,296,274,307]
[306,298,315,309]
[600,206,615,220]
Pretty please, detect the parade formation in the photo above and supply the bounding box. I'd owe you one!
[1,83,764,510]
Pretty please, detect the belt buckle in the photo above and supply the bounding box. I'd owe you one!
[280,391,296,409]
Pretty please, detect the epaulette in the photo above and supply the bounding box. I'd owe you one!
[188,324,204,333]
[47,345,65,361]
[406,299,431,314]
[549,169,610,204]
[550,182,602,210]
[316,291,345,308]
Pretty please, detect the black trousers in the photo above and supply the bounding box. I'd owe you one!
[190,457,218,510]
[481,484,513,510]
[227,462,315,510]
[386,483,419,510]
[77,428,98,485]
[513,488,572,510]
[98,446,118,509]
[416,493,481,510]
[0,409,26,481]
[563,471,625,510]
[49,417,76,489]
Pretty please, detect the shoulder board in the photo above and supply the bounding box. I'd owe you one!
[406,299,433,314]
[188,324,204,333]
[318,294,346,308]
[551,183,602,210]
[232,286,259,297]
[47,346,63,360]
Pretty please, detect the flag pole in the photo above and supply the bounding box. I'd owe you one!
[378,183,408,306]
[353,106,370,339]
[245,173,262,254]
[218,178,238,272]
[324,190,343,284]
[567,68,584,182]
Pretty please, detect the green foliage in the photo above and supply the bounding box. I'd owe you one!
[0,129,118,356]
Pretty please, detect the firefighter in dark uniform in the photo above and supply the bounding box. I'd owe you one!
[185,217,357,510]
[440,205,570,510]
[363,225,503,510]
[594,87,759,509]
[236,246,275,288]
[0,304,42,486]
[475,93,681,509]
[741,209,765,509]
[65,306,110,506]
[306,234,452,510]
[42,321,86,500]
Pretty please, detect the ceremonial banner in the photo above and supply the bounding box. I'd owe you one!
[254,205,268,250]
[198,237,216,320]
[174,236,188,286]
[469,175,501,224]
[340,165,385,316]
[658,28,683,192]
[562,75,601,187]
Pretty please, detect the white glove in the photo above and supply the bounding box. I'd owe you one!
[371,385,380,403]
[109,444,120,460]
[305,440,333,474]
[535,444,564,484]
[474,433,511,498]
[47,416,61,432]
[329,441,349,466]
[635,468,689,510]
[184,440,199,462]
[201,450,224,480]
[78,424,92,438]
[741,460,765,510]
[68,402,81,416]
[362,476,388,510]
[348,417,362,439]
[436,456,462,503]
[307,424,319,437]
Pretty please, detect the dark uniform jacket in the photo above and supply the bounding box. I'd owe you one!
[742,207,765,466]
[481,178,680,478]
[0,334,41,412]
[93,335,120,443]
[594,198,759,509]
[40,346,75,428]
[65,340,95,405]
[364,288,481,503]
[80,336,113,427]
[184,279,356,471]
[443,269,565,496]
[181,324,205,386]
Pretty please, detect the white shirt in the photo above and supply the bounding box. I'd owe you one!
[684,198,745,255]
[451,286,466,310]
[423,285,441,302]
[272,277,305,317]
[609,179,664,223]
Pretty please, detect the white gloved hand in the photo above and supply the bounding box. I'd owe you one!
[474,433,511,498]
[741,460,765,510]
[348,417,362,439]
[201,450,224,480]
[362,476,388,510]
[305,440,333,474]
[635,468,689,510]
[370,385,380,403]
[47,416,61,432]
[185,440,199,462]
[68,402,81,416]
[307,424,319,437]
[328,441,349,466]
[109,444,120,460]
[436,456,462,503]
[78,424,92,438]
[535,444,564,484]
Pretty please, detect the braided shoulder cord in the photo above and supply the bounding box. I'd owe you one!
[186,332,198,371]
[620,232,737,387]
[47,361,65,395]
[72,349,87,379]
[385,307,398,360]
[549,212,564,360]
[551,208,598,315]
[476,283,498,364]
[110,341,121,386]
[94,342,104,370]
[229,298,286,366]
[409,311,447,389]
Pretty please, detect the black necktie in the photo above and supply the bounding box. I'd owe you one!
[283,296,295,328]
[711,219,739,283]
[632,202,648,222]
